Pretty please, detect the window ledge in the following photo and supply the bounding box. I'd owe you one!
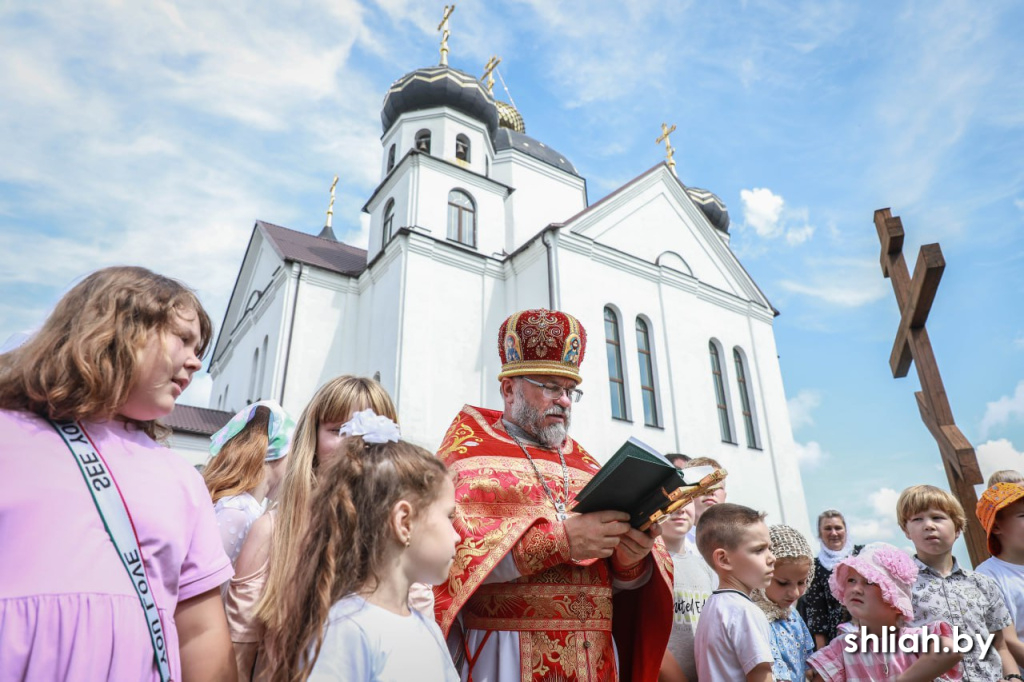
[611,416,633,424]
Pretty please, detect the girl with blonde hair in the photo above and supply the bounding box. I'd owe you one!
[263,414,459,682]
[225,375,398,679]
[0,266,235,680]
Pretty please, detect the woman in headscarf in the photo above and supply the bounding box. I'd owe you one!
[800,509,863,649]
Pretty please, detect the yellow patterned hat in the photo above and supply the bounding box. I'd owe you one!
[497,309,586,384]
[977,482,1024,555]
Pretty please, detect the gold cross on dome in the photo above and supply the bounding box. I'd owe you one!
[438,5,456,66]
[656,122,677,173]
[482,55,501,94]
[325,175,338,228]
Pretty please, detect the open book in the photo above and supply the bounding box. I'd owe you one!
[571,437,728,531]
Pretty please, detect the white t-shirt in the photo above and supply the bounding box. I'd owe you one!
[977,556,1024,638]
[667,550,718,682]
[309,594,459,682]
[695,589,774,680]
[213,492,264,565]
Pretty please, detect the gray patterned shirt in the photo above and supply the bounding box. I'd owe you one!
[908,556,1012,681]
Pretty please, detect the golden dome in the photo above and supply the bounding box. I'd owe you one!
[496,100,525,134]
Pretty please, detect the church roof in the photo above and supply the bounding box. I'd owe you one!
[163,404,233,436]
[258,220,367,276]
[381,66,499,138]
[494,128,579,176]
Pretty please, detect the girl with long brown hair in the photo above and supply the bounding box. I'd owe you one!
[204,400,295,565]
[225,375,398,679]
[263,412,460,682]
[0,266,235,681]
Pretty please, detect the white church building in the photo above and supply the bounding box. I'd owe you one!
[170,61,810,534]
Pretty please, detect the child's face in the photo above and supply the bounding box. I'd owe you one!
[719,521,775,592]
[660,501,695,544]
[764,558,811,611]
[903,507,959,558]
[119,310,202,421]
[994,499,1024,555]
[407,478,460,585]
[693,485,726,520]
[843,568,900,628]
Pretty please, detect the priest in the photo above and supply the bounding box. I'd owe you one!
[434,308,673,681]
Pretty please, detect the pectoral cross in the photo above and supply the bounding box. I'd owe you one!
[656,122,677,174]
[874,208,987,565]
[482,55,501,94]
[438,5,456,66]
[325,175,338,228]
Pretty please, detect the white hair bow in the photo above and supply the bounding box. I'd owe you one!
[339,408,401,444]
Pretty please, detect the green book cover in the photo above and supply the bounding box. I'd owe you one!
[571,437,724,529]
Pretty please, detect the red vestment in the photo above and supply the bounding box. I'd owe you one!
[434,405,673,682]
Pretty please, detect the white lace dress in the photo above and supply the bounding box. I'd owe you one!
[213,492,265,568]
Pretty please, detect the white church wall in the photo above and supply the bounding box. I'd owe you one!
[393,240,506,449]
[382,108,494,181]
[167,432,211,468]
[351,242,406,394]
[210,237,289,414]
[366,171,413,262]
[406,159,508,257]
[491,153,586,253]
[277,264,360,417]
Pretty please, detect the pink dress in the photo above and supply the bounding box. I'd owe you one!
[0,409,233,680]
[809,621,962,681]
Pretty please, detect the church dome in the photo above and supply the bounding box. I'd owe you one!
[381,66,499,139]
[685,187,730,233]
[496,100,525,134]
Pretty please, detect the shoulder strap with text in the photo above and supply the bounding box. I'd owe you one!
[49,419,172,682]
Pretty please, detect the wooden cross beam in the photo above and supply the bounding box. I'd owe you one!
[874,208,987,565]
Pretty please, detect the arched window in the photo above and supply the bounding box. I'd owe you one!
[249,348,260,402]
[734,348,759,448]
[387,144,396,172]
[636,318,659,427]
[455,133,470,162]
[447,190,476,247]
[605,307,627,420]
[382,199,396,245]
[709,342,734,443]
[415,129,431,153]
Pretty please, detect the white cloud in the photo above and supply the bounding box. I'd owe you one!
[794,440,826,468]
[788,389,822,431]
[1014,335,1024,350]
[778,258,888,307]
[868,487,900,518]
[739,187,816,246]
[980,381,1024,437]
[976,438,1024,484]
[847,517,898,542]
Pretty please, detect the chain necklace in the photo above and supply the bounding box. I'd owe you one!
[506,428,571,521]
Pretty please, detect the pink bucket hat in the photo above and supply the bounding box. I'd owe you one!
[828,542,918,621]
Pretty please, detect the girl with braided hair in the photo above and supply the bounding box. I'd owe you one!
[753,525,816,680]
[262,411,460,682]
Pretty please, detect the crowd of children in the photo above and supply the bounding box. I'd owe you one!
[6,264,1024,682]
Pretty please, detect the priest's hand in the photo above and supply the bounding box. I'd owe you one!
[611,524,660,569]
[563,510,630,561]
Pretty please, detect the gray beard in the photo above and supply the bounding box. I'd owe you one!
[510,383,571,449]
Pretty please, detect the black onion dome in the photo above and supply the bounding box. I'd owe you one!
[686,187,730,233]
[494,128,578,176]
[381,66,499,139]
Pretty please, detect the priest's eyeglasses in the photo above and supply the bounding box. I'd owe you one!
[521,376,584,403]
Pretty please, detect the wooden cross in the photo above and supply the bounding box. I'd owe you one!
[438,5,456,67]
[482,55,501,94]
[656,123,677,173]
[874,208,987,565]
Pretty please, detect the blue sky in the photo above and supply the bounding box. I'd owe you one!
[2,0,1022,559]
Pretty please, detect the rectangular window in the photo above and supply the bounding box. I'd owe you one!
[605,308,627,420]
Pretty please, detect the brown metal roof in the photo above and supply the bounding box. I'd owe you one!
[163,404,234,436]
[257,220,367,276]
